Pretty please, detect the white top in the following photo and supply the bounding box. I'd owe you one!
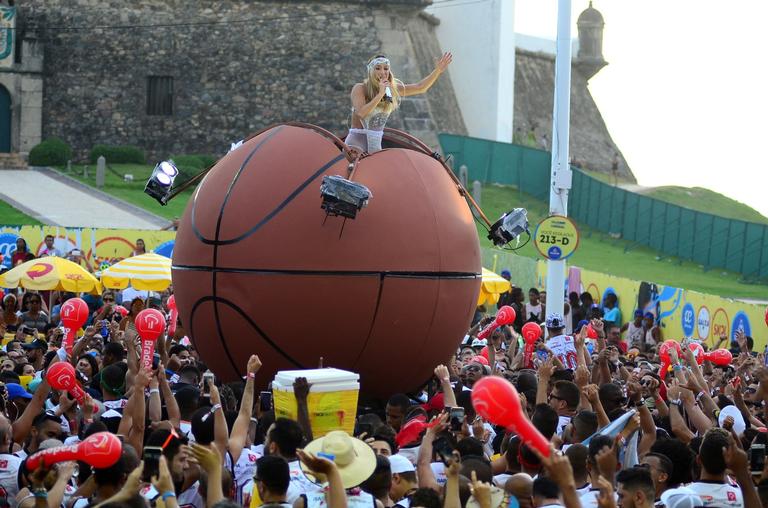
[525,303,543,323]
[0,454,21,508]
[626,322,645,348]
[687,481,743,507]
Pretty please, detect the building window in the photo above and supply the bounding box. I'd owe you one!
[146,76,173,116]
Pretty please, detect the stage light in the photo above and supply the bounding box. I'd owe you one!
[320,175,372,219]
[488,208,529,247]
[144,160,179,206]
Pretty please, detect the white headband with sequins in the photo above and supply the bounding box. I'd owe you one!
[367,57,390,71]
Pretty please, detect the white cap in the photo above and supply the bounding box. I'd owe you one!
[471,338,487,348]
[660,487,704,508]
[388,454,416,474]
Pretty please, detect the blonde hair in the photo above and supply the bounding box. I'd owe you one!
[364,55,401,114]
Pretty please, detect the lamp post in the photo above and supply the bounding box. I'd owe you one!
[545,0,574,321]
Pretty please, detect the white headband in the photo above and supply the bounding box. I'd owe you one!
[367,57,390,71]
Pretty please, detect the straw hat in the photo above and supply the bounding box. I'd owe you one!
[301,431,376,489]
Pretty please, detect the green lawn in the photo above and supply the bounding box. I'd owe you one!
[477,184,768,300]
[59,163,767,299]
[0,199,42,225]
[646,186,768,225]
[58,164,194,220]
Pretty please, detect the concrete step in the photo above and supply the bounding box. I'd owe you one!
[0,153,28,170]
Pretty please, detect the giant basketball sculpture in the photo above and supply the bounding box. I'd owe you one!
[172,124,481,397]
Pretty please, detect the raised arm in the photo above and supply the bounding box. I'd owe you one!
[229,355,261,463]
[434,365,457,409]
[351,83,386,120]
[399,52,452,97]
[158,365,180,428]
[12,379,51,444]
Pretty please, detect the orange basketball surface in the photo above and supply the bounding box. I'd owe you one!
[172,124,481,397]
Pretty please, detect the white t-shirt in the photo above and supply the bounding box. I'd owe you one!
[430,462,447,487]
[556,415,572,437]
[578,487,617,508]
[525,303,543,323]
[0,455,23,508]
[687,481,744,507]
[243,459,322,505]
[546,335,578,370]
[143,482,203,508]
[626,322,645,348]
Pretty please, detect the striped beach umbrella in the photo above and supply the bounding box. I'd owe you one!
[100,253,172,291]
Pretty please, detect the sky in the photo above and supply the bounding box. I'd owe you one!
[513,0,768,217]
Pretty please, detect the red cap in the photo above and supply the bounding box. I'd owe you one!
[395,415,427,448]
[421,392,445,412]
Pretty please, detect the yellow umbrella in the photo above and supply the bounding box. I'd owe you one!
[477,267,511,305]
[100,253,172,291]
[0,256,102,294]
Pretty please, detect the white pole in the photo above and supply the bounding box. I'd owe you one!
[545,0,573,322]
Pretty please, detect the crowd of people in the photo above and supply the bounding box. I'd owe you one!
[0,256,767,508]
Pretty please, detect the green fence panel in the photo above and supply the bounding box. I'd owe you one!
[609,188,627,234]
[725,220,746,273]
[708,217,731,268]
[649,200,667,251]
[635,196,653,246]
[692,213,713,265]
[678,208,696,260]
[623,193,639,242]
[760,229,768,278]
[596,184,612,232]
[742,224,765,277]
[663,205,681,255]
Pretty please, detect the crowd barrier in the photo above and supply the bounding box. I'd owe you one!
[440,133,768,280]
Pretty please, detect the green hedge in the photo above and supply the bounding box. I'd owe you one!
[89,144,145,164]
[29,138,72,166]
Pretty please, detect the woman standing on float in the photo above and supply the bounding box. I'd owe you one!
[345,52,452,155]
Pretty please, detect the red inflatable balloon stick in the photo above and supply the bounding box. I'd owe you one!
[480,346,489,360]
[688,342,705,365]
[167,294,178,337]
[703,348,733,367]
[521,322,542,369]
[26,432,122,470]
[658,340,682,379]
[472,376,550,457]
[135,308,166,371]
[46,362,86,405]
[585,325,598,340]
[60,298,89,356]
[477,306,516,340]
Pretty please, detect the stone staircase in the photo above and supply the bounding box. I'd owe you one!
[0,153,28,169]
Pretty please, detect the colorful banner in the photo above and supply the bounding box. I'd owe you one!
[0,225,175,273]
[539,260,767,350]
[0,7,15,68]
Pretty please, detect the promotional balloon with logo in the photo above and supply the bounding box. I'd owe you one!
[60,298,89,356]
[26,431,122,470]
[703,348,733,367]
[521,322,542,369]
[471,376,550,457]
[135,309,166,371]
[687,342,705,365]
[46,362,86,405]
[167,295,178,337]
[477,306,516,340]
[658,340,682,379]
